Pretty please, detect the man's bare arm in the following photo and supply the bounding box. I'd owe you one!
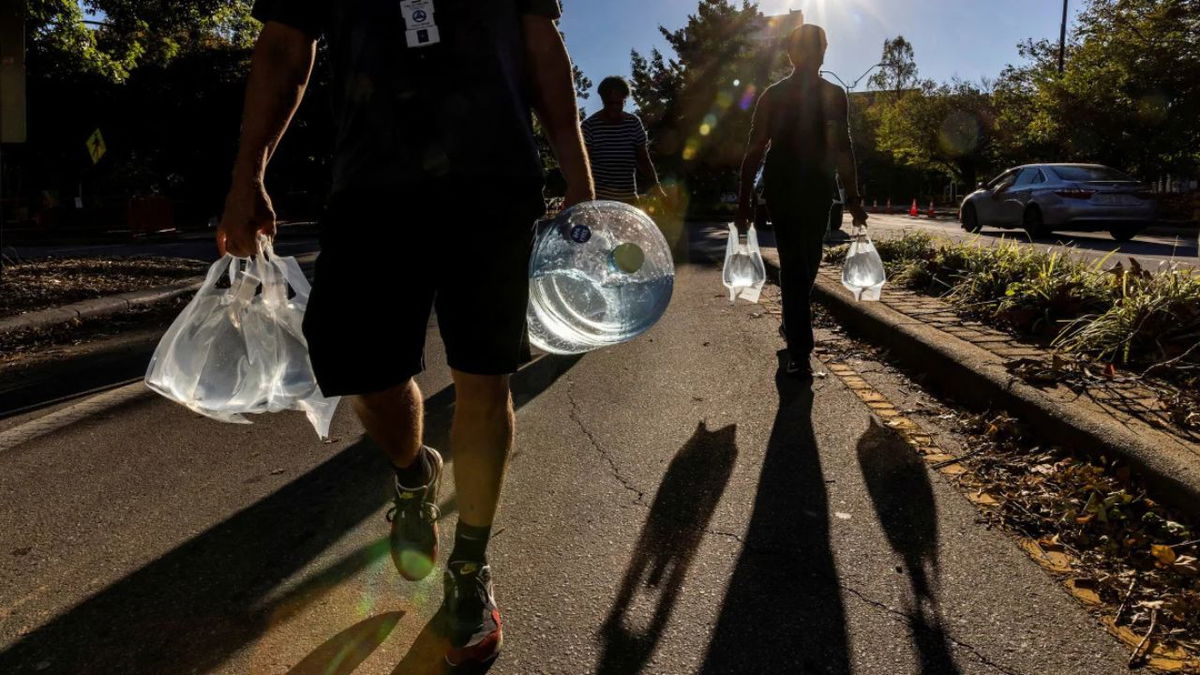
[523,15,594,208]
[826,87,868,226]
[735,92,771,233]
[635,144,667,199]
[218,22,317,257]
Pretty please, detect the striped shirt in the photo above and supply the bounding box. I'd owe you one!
[582,112,648,201]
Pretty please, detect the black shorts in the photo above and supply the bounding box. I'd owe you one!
[302,183,545,396]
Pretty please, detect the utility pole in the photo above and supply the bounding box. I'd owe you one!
[1058,0,1069,74]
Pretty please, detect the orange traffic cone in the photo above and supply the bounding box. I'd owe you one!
[909,198,919,217]
[927,200,936,218]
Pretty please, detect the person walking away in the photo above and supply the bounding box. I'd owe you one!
[735,24,868,377]
[217,0,594,666]
[582,76,666,204]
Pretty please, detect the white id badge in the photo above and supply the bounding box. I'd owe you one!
[400,0,441,48]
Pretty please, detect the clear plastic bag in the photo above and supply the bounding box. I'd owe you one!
[841,225,887,301]
[145,237,340,438]
[722,223,767,303]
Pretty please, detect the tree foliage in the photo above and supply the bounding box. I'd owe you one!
[872,79,996,189]
[28,0,256,82]
[868,35,918,94]
[629,0,788,200]
[1006,0,1200,177]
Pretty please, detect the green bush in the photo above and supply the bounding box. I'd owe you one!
[821,232,1200,380]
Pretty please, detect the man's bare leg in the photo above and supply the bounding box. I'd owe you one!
[449,370,514,534]
[353,379,423,469]
[354,379,443,581]
[442,369,512,665]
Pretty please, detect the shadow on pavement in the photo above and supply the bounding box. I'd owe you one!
[977,228,1197,261]
[856,416,960,674]
[285,611,404,675]
[596,421,738,674]
[0,354,582,675]
[700,353,850,673]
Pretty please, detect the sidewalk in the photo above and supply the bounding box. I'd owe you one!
[758,244,1200,516]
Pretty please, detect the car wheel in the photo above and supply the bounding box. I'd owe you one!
[962,204,982,233]
[1023,206,1050,239]
[755,204,770,229]
[1110,226,1139,242]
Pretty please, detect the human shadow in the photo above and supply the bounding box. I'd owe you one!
[700,357,850,673]
[285,611,404,675]
[0,354,582,675]
[977,228,1197,261]
[856,417,959,674]
[595,421,739,674]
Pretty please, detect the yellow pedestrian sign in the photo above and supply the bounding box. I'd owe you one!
[86,128,106,164]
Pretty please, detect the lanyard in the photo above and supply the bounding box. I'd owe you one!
[399,0,440,48]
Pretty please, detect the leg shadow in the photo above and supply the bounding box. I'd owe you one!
[0,355,582,675]
[285,611,404,675]
[596,421,738,674]
[856,417,959,674]
[700,360,851,673]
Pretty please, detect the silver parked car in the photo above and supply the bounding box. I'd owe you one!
[959,164,1157,242]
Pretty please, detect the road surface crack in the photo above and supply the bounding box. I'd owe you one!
[838,583,1024,675]
[736,543,1021,675]
[565,377,645,505]
[704,528,744,543]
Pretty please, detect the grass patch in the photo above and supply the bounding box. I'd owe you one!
[824,232,1200,429]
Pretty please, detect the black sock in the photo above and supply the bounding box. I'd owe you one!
[449,522,491,566]
[393,448,431,489]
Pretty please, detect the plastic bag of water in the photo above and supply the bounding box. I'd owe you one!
[527,200,675,355]
[841,226,887,301]
[722,223,767,303]
[145,237,340,438]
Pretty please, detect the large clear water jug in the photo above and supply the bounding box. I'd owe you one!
[528,200,675,354]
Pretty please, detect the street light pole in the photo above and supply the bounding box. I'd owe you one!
[1058,0,1069,74]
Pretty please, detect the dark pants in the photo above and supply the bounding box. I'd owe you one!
[767,184,832,360]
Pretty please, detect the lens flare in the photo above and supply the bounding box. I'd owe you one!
[738,85,757,111]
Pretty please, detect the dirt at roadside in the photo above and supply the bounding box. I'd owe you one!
[0,257,207,319]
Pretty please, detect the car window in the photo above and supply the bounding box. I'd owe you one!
[989,170,1017,190]
[1012,168,1038,187]
[1051,165,1136,182]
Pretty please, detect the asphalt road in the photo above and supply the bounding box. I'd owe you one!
[845,213,1198,271]
[0,233,1134,674]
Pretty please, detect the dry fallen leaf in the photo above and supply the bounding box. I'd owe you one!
[1152,544,1179,566]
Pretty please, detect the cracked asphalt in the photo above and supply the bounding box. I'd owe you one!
[0,229,1134,674]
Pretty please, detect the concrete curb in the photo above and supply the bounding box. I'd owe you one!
[0,278,204,337]
[759,248,1200,516]
[0,252,321,338]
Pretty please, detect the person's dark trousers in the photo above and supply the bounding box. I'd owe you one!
[766,181,833,362]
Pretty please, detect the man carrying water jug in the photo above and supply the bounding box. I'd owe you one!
[735,23,869,377]
[216,0,594,666]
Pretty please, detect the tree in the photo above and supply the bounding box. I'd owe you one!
[993,0,1200,179]
[872,79,997,189]
[629,0,787,202]
[868,36,918,94]
[28,0,256,82]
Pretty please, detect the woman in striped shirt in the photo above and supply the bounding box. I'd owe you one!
[581,76,667,204]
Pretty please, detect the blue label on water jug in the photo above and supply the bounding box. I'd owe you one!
[569,224,592,244]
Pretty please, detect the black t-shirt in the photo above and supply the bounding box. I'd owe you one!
[762,73,846,192]
[251,0,561,195]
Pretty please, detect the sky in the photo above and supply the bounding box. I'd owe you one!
[561,0,1082,114]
